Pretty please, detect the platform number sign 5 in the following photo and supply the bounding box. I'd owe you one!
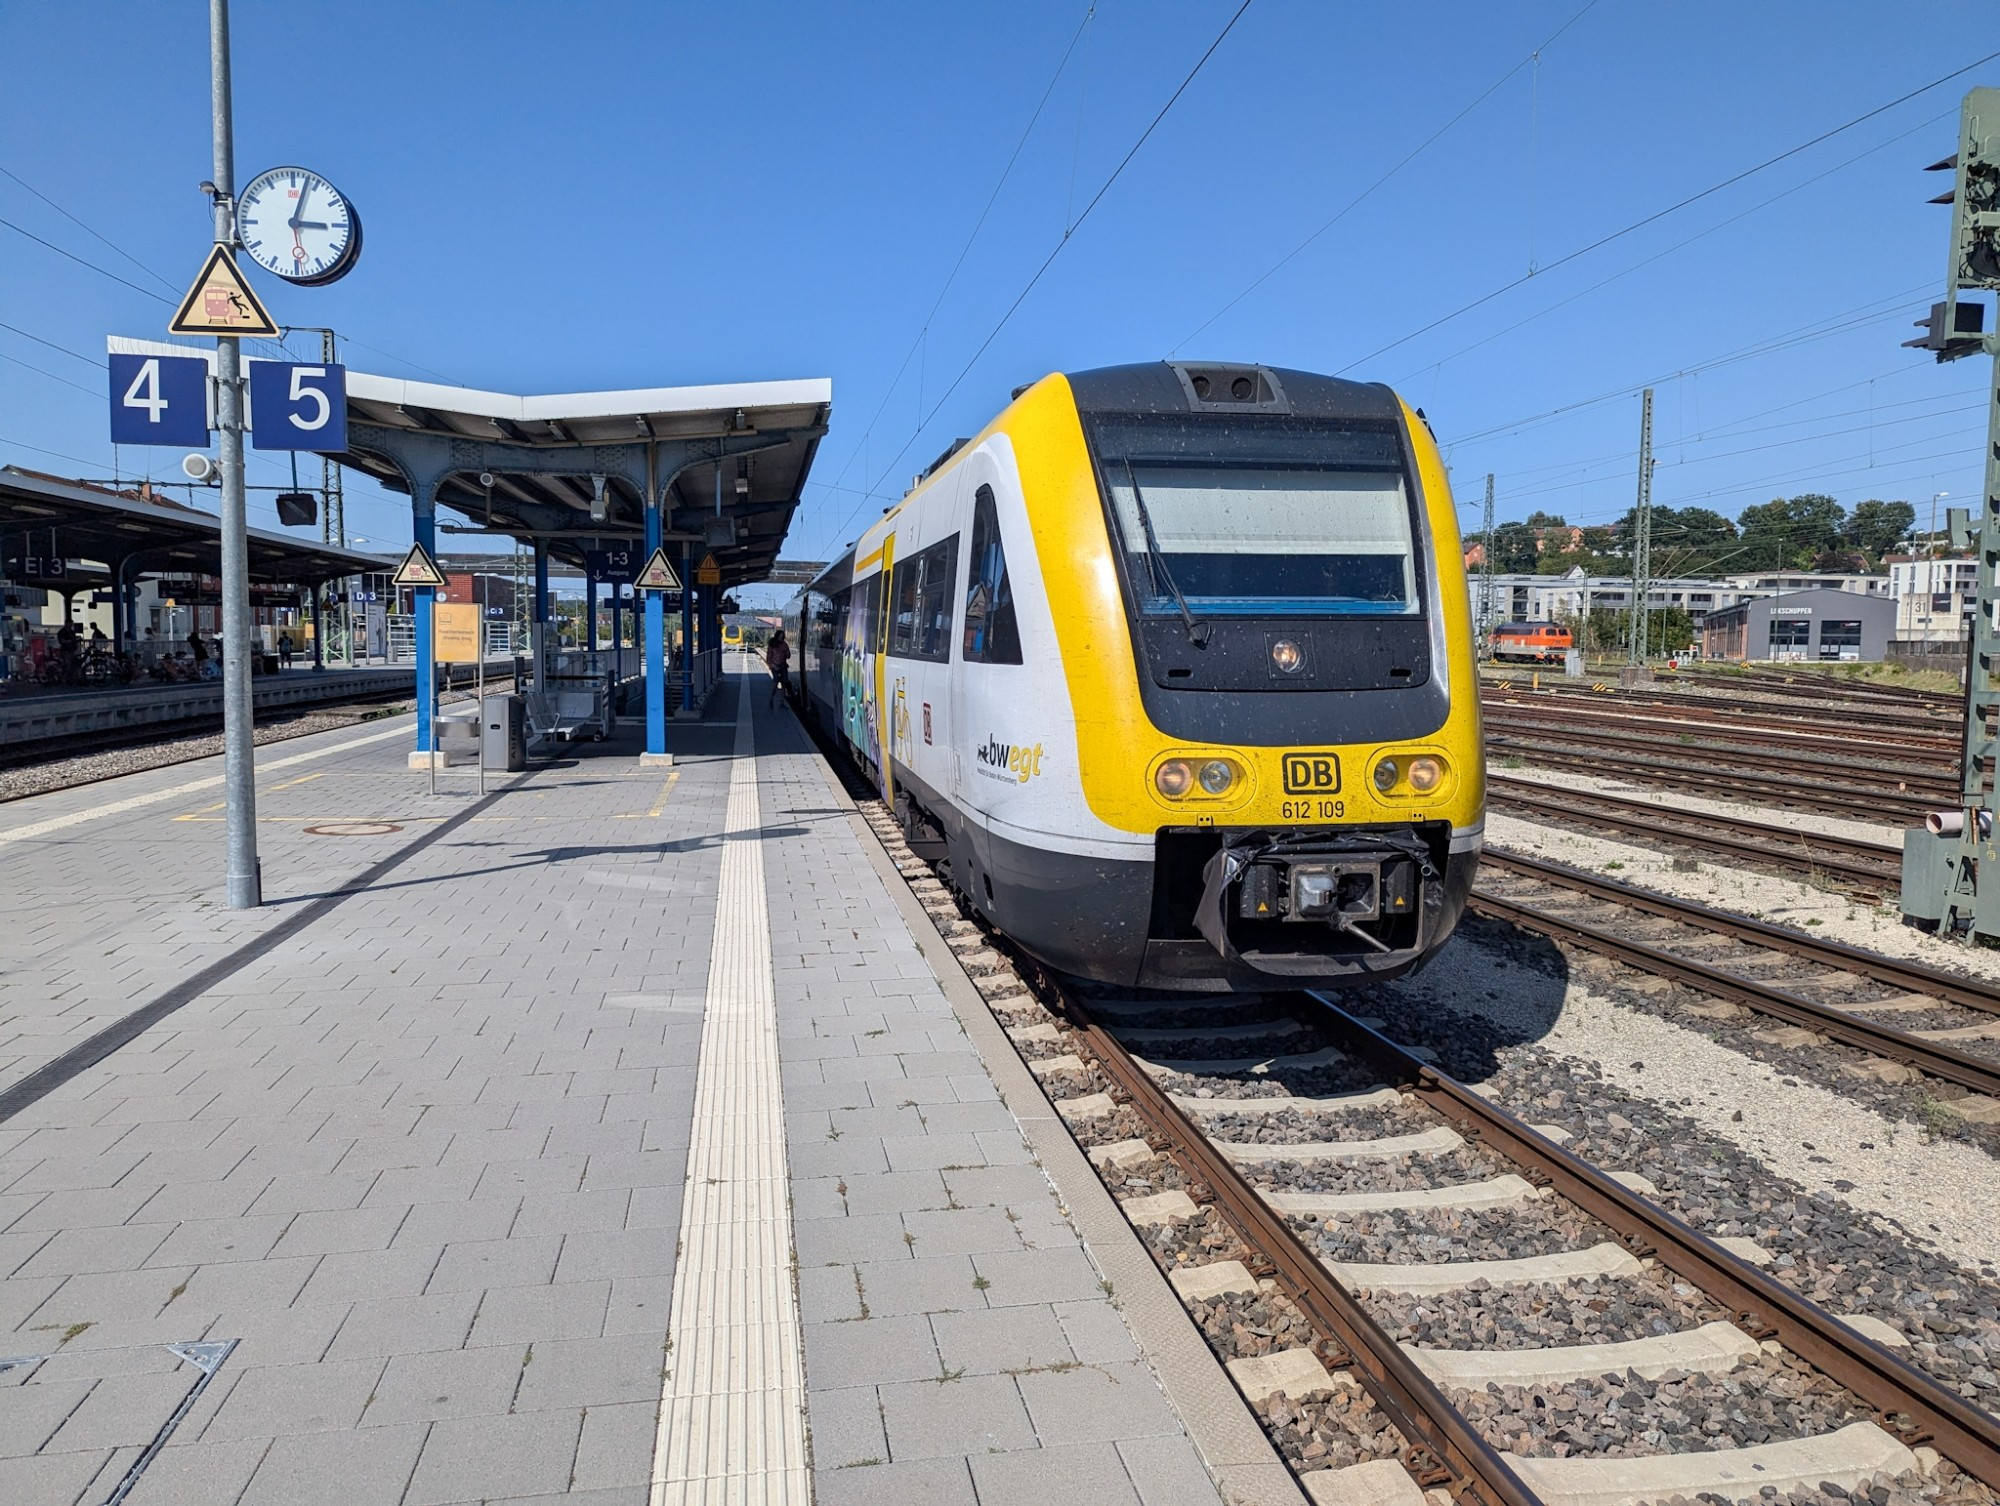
[107,352,210,446]
[248,361,348,451]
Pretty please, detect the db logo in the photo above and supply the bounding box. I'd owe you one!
[1281,752,1342,794]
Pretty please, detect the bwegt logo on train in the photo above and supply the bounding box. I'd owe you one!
[1281,753,1342,795]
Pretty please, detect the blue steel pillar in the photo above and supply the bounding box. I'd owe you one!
[643,500,667,758]
[414,481,437,754]
[681,546,695,714]
[585,573,597,663]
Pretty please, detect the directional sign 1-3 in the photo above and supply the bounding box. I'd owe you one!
[585,547,637,583]
[108,353,209,446]
[248,362,347,452]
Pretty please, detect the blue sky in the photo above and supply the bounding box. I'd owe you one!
[2,1,1993,606]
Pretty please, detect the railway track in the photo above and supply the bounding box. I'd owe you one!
[1483,705,1956,780]
[1485,729,1947,822]
[0,671,516,803]
[1474,849,2000,1104]
[0,664,510,772]
[1056,989,2000,1504]
[847,791,2000,1506]
[1482,687,1963,748]
[1486,774,1901,893]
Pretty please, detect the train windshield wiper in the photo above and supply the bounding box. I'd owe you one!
[1125,464,1208,646]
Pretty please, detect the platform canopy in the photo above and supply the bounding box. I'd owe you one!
[334,372,831,589]
[0,466,386,588]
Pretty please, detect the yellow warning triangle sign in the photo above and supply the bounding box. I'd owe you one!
[695,552,723,585]
[391,542,447,588]
[633,547,682,591]
[168,246,279,337]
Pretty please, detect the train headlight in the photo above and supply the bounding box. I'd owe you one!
[1197,758,1238,796]
[1155,759,1194,798]
[1407,756,1445,794]
[1270,639,1304,675]
[1372,758,1400,793]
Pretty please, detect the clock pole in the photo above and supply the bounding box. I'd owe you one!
[209,0,260,909]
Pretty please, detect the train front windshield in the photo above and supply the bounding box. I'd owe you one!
[1091,416,1421,619]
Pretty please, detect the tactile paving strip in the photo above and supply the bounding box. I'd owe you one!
[649,690,810,1504]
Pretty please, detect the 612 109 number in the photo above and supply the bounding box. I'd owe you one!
[1281,799,1344,820]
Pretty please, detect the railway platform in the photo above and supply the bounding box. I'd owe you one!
[0,658,1293,1506]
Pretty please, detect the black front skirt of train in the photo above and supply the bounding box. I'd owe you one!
[957,812,1477,991]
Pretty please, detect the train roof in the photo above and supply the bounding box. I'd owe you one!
[1064,362,1402,422]
[788,361,1410,607]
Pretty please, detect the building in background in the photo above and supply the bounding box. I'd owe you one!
[1885,556,1979,645]
[1699,589,1896,662]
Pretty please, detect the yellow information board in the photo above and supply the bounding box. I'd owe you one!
[434,602,482,664]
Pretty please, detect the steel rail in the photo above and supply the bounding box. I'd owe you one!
[1296,991,2000,1489]
[1474,853,2000,1098]
[1482,848,2000,1014]
[1049,980,1544,1506]
[1677,668,1957,708]
[1487,777,1899,889]
[1485,732,1946,821]
[1484,706,1956,776]
[1482,687,1961,744]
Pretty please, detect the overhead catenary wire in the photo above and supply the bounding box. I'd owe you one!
[1396,109,1954,394]
[0,322,107,369]
[805,1,1101,549]
[1335,47,2000,375]
[844,0,1259,533]
[1173,0,1603,354]
[1444,283,1936,449]
[0,165,182,296]
[0,215,176,304]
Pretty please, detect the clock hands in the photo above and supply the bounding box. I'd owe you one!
[236,167,360,284]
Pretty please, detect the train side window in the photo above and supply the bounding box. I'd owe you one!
[962,485,1022,665]
[888,535,960,664]
[890,557,920,655]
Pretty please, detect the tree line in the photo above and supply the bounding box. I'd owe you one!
[1470,494,1921,578]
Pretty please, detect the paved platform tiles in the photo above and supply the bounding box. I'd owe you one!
[0,663,1262,1506]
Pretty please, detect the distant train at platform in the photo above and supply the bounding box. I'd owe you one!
[784,362,1483,992]
[1489,620,1573,665]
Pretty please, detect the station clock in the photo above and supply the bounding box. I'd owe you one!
[235,166,363,286]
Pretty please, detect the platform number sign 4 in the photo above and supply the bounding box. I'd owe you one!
[247,361,348,451]
[107,353,209,446]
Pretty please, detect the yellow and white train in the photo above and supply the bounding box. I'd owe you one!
[786,361,1483,991]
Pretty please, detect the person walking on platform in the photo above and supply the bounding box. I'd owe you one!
[278,632,294,670]
[765,629,791,709]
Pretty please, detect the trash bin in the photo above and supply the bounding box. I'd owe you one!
[483,693,527,772]
[437,709,481,767]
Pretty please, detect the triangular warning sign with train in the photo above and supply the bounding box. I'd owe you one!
[168,246,279,337]
[633,547,682,591]
[391,542,447,587]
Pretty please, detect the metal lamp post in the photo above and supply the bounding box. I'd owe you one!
[209,0,259,908]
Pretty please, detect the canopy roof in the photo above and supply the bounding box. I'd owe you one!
[0,467,387,587]
[104,339,829,589]
[336,373,831,587]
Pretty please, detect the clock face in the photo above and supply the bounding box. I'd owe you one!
[235,166,362,286]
